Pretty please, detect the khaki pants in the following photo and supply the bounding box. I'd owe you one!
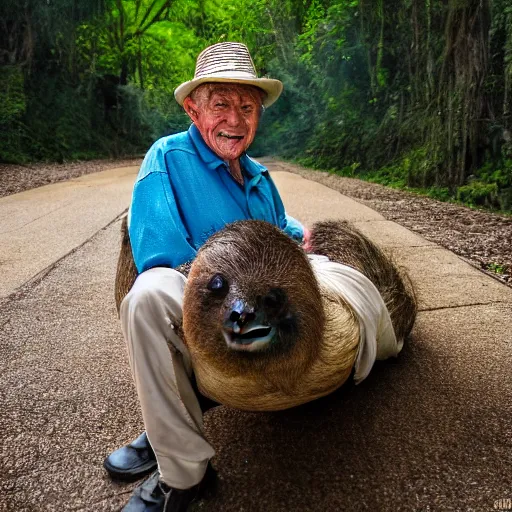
[120,267,215,489]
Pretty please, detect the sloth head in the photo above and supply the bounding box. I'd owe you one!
[183,220,325,397]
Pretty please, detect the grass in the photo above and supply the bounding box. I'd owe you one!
[293,156,512,216]
[486,262,508,275]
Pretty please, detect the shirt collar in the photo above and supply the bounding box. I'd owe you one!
[187,123,266,177]
[240,153,267,178]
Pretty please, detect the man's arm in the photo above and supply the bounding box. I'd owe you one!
[128,145,197,273]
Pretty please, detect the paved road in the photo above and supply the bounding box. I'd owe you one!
[1,160,511,511]
[0,166,137,299]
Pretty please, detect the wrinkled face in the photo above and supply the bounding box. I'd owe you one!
[183,84,264,161]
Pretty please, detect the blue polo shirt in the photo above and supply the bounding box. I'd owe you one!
[128,124,304,273]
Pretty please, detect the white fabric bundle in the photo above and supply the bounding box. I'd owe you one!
[308,254,403,384]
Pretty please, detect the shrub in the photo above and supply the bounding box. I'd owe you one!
[456,181,499,208]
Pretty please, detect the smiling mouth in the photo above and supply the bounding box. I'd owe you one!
[218,131,244,140]
[222,325,275,352]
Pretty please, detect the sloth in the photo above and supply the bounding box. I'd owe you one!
[115,217,417,411]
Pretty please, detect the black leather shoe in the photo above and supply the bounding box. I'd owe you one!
[122,465,217,512]
[104,432,157,480]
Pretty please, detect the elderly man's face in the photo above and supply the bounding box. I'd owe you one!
[183,84,263,162]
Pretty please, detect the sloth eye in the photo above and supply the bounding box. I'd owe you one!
[207,274,228,294]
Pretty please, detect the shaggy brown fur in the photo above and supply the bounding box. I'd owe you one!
[308,220,417,344]
[114,216,138,314]
[114,216,191,313]
[114,218,417,411]
[183,221,325,399]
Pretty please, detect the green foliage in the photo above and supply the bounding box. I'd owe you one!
[0,66,28,163]
[0,0,270,162]
[456,181,499,208]
[424,187,452,203]
[254,0,512,213]
[1,0,511,215]
[470,159,512,210]
[487,262,507,275]
[0,67,26,124]
[297,0,326,65]
[365,164,407,188]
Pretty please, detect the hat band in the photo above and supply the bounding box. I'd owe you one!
[194,70,259,80]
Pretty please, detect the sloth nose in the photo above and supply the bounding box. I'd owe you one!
[229,300,256,327]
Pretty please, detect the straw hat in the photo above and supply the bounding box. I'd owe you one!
[174,42,283,108]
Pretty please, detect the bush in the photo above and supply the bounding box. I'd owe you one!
[456,181,499,208]
[0,66,29,163]
[365,164,407,188]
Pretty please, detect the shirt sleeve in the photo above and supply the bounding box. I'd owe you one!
[282,214,305,242]
[128,146,197,273]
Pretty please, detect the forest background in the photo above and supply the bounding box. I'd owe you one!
[1,0,512,211]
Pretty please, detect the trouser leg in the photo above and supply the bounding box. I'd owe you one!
[120,267,215,489]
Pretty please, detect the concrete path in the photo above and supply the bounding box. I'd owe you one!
[0,166,137,299]
[0,161,511,512]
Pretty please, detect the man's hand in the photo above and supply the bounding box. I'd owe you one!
[302,227,312,253]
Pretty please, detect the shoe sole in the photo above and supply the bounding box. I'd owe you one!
[103,458,158,481]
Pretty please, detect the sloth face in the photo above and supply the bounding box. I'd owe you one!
[183,221,323,361]
[204,272,298,352]
[182,220,326,402]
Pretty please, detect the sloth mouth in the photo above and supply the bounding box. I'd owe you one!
[222,324,275,352]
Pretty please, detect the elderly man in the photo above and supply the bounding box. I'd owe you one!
[105,42,305,512]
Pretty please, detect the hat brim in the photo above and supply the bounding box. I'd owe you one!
[174,74,283,108]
